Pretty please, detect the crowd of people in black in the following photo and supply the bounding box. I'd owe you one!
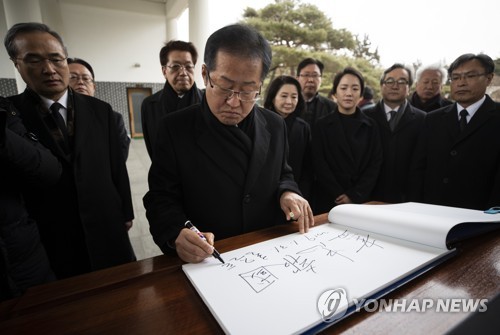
[1,22,499,300]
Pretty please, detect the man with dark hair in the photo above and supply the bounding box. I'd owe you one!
[365,63,426,203]
[141,40,203,158]
[358,85,376,110]
[296,58,336,126]
[67,57,130,160]
[4,22,136,279]
[144,24,313,263]
[410,53,500,210]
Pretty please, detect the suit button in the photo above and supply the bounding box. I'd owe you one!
[443,178,449,184]
[243,194,251,204]
[450,150,458,156]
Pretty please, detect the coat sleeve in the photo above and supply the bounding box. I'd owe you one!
[0,102,61,186]
[113,111,131,161]
[277,118,302,198]
[143,116,186,254]
[106,105,134,222]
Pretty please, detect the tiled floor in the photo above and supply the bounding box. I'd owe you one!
[126,138,163,260]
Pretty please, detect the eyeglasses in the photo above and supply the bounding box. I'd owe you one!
[14,56,67,68]
[383,78,409,86]
[298,73,321,79]
[206,71,261,102]
[449,72,487,82]
[69,74,94,84]
[166,63,195,73]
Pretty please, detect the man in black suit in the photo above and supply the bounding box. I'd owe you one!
[144,24,314,263]
[365,64,426,203]
[410,53,500,210]
[141,40,203,158]
[4,22,135,279]
[296,58,336,126]
[67,57,130,160]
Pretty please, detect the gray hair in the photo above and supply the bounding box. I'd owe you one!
[415,63,448,85]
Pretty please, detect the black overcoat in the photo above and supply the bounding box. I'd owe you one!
[312,108,382,214]
[409,95,500,210]
[143,98,301,253]
[9,89,135,278]
[365,101,426,203]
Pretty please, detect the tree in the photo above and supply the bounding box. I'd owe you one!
[241,0,382,96]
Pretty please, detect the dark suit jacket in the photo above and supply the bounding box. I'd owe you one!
[312,108,382,214]
[141,81,202,158]
[143,97,301,254]
[409,95,500,210]
[9,89,135,278]
[409,92,453,112]
[300,94,337,126]
[365,101,426,203]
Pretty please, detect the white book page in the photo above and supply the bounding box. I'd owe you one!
[328,202,500,249]
[183,223,450,335]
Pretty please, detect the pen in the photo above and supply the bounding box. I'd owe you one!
[185,220,225,264]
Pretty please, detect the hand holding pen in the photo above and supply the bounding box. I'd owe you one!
[180,220,225,264]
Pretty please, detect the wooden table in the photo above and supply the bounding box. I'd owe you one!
[1,213,499,334]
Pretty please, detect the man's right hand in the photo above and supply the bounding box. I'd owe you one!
[175,228,216,263]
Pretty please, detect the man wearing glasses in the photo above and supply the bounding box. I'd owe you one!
[296,58,336,126]
[410,53,500,210]
[144,24,314,264]
[141,40,203,158]
[67,57,130,160]
[364,64,426,203]
[4,22,136,279]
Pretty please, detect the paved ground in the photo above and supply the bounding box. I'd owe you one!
[126,138,163,260]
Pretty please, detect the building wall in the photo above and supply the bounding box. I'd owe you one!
[0,1,173,134]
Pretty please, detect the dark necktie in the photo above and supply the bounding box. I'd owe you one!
[459,109,468,131]
[50,102,66,128]
[50,102,68,142]
[389,110,397,131]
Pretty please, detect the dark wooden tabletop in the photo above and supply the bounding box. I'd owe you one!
[1,213,499,334]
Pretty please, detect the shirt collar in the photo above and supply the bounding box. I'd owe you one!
[456,95,486,119]
[41,89,69,110]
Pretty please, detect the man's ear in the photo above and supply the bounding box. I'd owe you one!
[10,58,20,71]
[201,65,208,86]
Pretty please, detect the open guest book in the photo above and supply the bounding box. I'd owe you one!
[182,202,500,335]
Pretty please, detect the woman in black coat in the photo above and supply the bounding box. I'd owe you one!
[0,97,60,301]
[312,68,382,214]
[264,75,313,199]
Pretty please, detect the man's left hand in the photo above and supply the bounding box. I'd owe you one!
[280,191,314,233]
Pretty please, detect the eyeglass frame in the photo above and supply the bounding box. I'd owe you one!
[382,78,409,86]
[298,73,322,79]
[206,70,261,103]
[449,72,488,82]
[69,74,94,84]
[165,63,195,73]
[13,56,68,68]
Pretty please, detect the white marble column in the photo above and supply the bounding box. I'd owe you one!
[188,0,210,88]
